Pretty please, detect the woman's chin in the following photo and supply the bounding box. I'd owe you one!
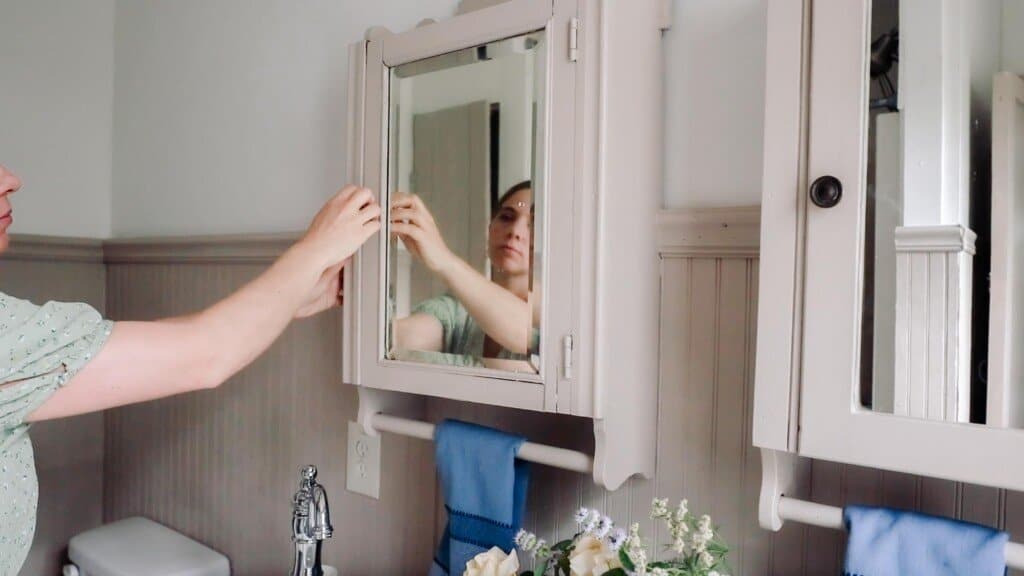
[494,261,529,277]
[0,234,8,254]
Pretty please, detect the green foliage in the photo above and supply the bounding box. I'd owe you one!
[618,549,636,572]
[512,500,731,576]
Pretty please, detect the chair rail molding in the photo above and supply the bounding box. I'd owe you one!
[5,234,105,263]
[103,233,300,264]
[658,206,761,257]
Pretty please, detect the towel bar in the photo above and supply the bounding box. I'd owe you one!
[775,495,1024,570]
[761,450,1024,570]
[369,413,594,474]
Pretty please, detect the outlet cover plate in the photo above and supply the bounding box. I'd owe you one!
[346,421,381,499]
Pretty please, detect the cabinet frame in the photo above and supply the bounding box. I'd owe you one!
[342,0,667,490]
[754,0,1024,493]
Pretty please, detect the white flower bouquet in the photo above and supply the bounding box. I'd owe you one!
[504,498,731,576]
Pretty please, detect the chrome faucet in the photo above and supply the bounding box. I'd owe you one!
[291,465,333,576]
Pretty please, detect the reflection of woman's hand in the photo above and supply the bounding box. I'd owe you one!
[390,192,456,273]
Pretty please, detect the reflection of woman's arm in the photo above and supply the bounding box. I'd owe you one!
[433,257,532,354]
[393,313,443,352]
[391,193,532,354]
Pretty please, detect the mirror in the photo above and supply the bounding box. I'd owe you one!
[383,31,545,375]
[860,0,1024,426]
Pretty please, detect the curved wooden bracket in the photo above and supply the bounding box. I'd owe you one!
[759,448,798,531]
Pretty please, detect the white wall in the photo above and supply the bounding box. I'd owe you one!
[0,0,115,238]
[662,0,767,208]
[109,0,767,236]
[0,0,771,232]
[111,0,461,237]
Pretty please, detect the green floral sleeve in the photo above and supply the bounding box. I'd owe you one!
[0,292,113,433]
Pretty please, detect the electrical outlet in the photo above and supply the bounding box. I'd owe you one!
[346,421,381,499]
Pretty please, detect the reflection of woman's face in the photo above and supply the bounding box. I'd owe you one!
[488,188,532,276]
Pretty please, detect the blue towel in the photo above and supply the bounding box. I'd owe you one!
[428,419,529,576]
[843,505,1008,576]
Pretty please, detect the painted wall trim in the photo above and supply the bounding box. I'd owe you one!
[103,233,300,264]
[5,234,105,263]
[658,206,761,257]
[10,209,762,266]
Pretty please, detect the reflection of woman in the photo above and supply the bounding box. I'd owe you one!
[0,164,380,574]
[391,181,538,365]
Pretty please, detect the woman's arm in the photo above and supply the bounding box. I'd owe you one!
[390,193,532,354]
[392,313,444,353]
[26,185,380,422]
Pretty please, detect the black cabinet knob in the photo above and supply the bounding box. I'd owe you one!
[809,175,843,208]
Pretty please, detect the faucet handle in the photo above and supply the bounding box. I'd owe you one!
[292,464,333,542]
[302,465,318,481]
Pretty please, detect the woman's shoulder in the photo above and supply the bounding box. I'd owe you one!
[0,291,43,321]
[412,293,467,319]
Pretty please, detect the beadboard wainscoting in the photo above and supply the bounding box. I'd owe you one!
[101,235,437,575]
[19,208,1015,575]
[1,235,107,576]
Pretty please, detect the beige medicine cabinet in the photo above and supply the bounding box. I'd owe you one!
[342,0,670,490]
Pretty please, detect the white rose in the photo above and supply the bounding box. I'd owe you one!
[463,547,520,576]
[569,535,622,576]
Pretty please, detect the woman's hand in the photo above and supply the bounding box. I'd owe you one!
[390,192,456,273]
[293,259,346,319]
[298,185,381,270]
[26,185,381,422]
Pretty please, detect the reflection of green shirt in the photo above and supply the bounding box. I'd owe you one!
[0,292,113,574]
[412,294,537,362]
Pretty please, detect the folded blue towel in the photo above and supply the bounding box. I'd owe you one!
[429,419,529,576]
[843,505,1008,576]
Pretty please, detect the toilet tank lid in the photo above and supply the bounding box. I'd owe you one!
[69,517,230,576]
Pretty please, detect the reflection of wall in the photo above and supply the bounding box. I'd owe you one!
[395,48,536,196]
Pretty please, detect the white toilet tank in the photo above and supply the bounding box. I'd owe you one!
[66,516,230,576]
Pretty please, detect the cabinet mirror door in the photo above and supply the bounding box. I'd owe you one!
[851,0,1024,428]
[382,31,546,376]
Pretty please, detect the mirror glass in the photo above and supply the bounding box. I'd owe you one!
[860,0,1024,426]
[383,31,545,375]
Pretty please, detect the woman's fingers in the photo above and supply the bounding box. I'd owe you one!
[389,221,423,241]
[360,202,382,224]
[390,205,436,230]
[390,209,426,228]
[330,185,361,207]
[344,188,376,213]
[361,219,382,240]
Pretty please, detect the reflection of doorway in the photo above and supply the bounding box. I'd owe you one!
[407,100,493,307]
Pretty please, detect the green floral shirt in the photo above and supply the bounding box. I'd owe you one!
[412,293,538,364]
[0,292,112,575]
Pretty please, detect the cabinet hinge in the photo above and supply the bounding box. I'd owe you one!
[569,17,580,62]
[562,333,574,379]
